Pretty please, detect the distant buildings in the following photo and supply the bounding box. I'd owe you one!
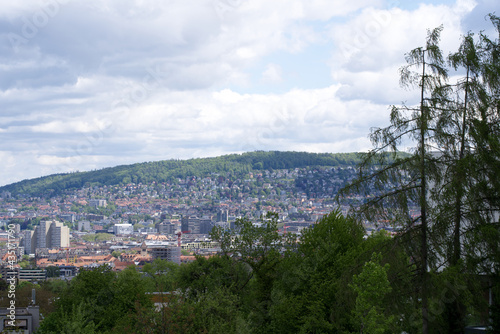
[148,245,181,264]
[0,306,40,333]
[22,230,35,254]
[181,216,212,234]
[156,221,177,234]
[22,220,69,254]
[78,220,91,232]
[58,213,75,223]
[88,199,107,208]
[113,223,133,235]
[217,209,229,222]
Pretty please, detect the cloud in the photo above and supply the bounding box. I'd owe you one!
[262,64,283,83]
[0,0,495,186]
[327,1,478,104]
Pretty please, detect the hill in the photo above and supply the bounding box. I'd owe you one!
[0,151,362,197]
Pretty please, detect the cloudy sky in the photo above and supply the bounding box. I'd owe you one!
[0,0,497,186]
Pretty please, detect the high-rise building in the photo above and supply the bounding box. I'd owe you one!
[31,220,70,250]
[36,220,51,249]
[156,221,176,235]
[22,230,35,255]
[182,216,213,234]
[50,221,70,248]
[217,209,229,222]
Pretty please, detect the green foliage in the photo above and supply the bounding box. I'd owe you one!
[82,233,113,242]
[18,260,32,269]
[339,16,500,333]
[268,210,366,333]
[350,252,395,334]
[58,302,98,334]
[0,151,363,197]
[112,294,195,334]
[38,265,151,334]
[0,281,63,317]
[45,266,61,278]
[190,286,247,334]
[142,259,179,292]
[111,250,122,258]
[177,255,250,300]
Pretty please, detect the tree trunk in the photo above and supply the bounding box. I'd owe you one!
[420,52,429,334]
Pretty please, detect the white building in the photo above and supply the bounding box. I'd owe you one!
[78,220,91,232]
[113,223,133,235]
[50,222,69,248]
[89,199,107,208]
[32,220,70,250]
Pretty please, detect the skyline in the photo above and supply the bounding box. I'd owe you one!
[0,0,497,187]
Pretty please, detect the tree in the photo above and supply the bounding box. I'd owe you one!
[339,26,448,334]
[350,253,395,334]
[210,212,296,331]
[429,15,500,331]
[142,258,179,293]
[269,210,372,333]
[425,29,485,333]
[38,265,151,333]
[45,266,61,278]
[339,16,500,332]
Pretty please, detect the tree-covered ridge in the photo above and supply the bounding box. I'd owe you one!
[0,151,362,197]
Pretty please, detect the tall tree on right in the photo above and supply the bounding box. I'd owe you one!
[461,14,500,331]
[339,26,448,334]
[430,14,500,331]
[340,14,500,333]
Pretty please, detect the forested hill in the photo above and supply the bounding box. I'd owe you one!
[0,151,362,197]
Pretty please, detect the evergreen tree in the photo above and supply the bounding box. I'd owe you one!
[340,16,500,332]
[339,26,448,334]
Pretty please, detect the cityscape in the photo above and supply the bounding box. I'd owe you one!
[0,163,373,270]
[0,0,499,333]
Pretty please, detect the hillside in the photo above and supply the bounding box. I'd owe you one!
[0,151,362,197]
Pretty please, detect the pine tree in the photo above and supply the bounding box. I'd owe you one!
[339,26,448,334]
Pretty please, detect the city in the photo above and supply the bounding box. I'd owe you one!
[0,164,383,276]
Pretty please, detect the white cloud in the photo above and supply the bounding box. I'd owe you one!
[0,0,495,186]
[262,64,283,83]
[328,1,478,104]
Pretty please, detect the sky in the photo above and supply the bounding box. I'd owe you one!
[0,0,498,187]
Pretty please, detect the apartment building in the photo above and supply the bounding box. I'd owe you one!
[22,220,70,253]
[113,223,133,235]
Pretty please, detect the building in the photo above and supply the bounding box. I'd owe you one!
[0,306,40,333]
[0,267,18,282]
[50,221,70,248]
[88,199,107,208]
[35,221,51,249]
[58,214,75,223]
[181,216,213,234]
[78,220,91,232]
[217,209,229,222]
[113,223,133,235]
[138,227,158,234]
[148,245,181,264]
[22,230,35,255]
[30,220,70,250]
[156,222,176,235]
[18,269,46,282]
